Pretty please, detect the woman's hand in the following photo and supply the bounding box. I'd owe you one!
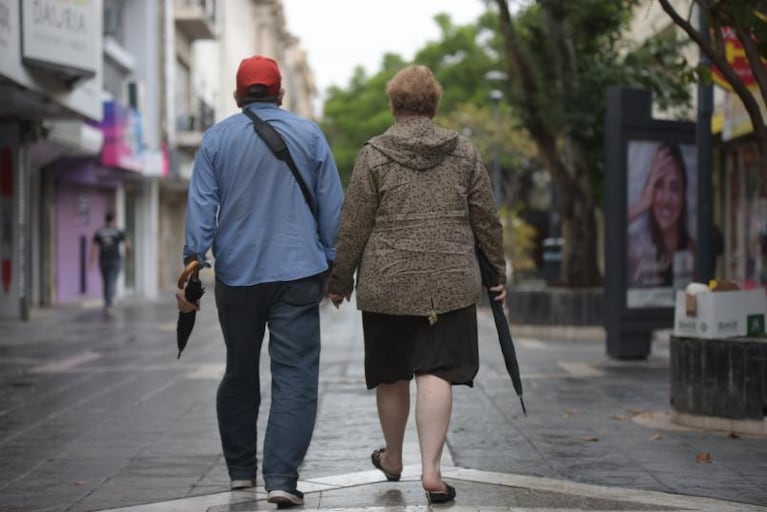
[327,292,345,309]
[489,284,506,303]
[176,288,199,313]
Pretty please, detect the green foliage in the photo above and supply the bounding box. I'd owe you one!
[321,14,511,185]
[320,2,692,203]
[489,0,692,206]
[718,0,767,57]
[321,59,404,183]
[414,14,499,111]
[437,102,536,172]
[500,205,538,279]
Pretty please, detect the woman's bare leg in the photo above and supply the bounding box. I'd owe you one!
[415,374,452,491]
[375,380,409,474]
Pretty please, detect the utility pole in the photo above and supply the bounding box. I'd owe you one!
[697,0,714,283]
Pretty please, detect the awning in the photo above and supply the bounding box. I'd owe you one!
[28,121,104,168]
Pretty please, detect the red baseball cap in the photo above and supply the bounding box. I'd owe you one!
[236,55,281,97]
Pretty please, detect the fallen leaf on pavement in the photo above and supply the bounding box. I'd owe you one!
[74,481,88,486]
[728,432,740,439]
[565,407,579,415]
[696,452,713,463]
[609,415,627,421]
[581,436,600,442]
[650,432,663,441]
[628,407,644,415]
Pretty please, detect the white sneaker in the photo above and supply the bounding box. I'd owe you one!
[230,479,255,490]
[267,489,304,506]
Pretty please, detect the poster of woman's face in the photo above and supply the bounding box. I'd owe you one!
[626,140,697,309]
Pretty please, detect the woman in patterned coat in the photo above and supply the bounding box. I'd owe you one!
[327,64,506,504]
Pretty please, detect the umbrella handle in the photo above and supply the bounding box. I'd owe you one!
[177,260,201,289]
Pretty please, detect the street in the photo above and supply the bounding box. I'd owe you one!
[0,277,765,511]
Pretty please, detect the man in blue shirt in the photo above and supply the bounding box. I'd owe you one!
[176,55,343,506]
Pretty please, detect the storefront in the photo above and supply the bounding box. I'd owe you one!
[715,89,766,288]
[0,124,21,318]
[0,0,102,318]
[711,32,767,290]
[723,138,765,288]
[47,101,146,304]
[50,162,121,303]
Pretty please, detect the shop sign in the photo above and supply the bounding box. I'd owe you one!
[712,26,766,91]
[722,89,767,141]
[21,0,99,80]
[95,101,145,173]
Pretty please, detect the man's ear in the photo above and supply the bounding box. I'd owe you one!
[233,90,241,108]
[277,89,285,107]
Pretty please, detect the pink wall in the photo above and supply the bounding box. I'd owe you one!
[55,182,113,303]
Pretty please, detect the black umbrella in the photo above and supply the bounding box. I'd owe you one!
[476,246,526,416]
[177,260,204,359]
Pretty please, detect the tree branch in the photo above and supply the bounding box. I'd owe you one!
[734,23,767,109]
[493,0,539,124]
[492,0,579,210]
[658,0,766,150]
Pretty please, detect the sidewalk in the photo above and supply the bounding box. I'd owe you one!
[0,287,765,512]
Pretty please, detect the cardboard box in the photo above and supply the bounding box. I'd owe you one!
[673,288,767,339]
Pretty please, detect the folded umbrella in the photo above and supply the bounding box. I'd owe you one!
[476,246,526,416]
[176,260,204,359]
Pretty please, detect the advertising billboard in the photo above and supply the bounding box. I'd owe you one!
[626,141,698,309]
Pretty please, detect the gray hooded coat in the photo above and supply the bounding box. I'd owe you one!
[328,117,505,318]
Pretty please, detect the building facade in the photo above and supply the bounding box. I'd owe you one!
[0,0,315,320]
[0,0,105,319]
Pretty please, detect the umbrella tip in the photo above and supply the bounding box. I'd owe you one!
[177,352,182,360]
[519,396,527,417]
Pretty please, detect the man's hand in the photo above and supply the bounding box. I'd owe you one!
[489,284,506,303]
[176,288,199,313]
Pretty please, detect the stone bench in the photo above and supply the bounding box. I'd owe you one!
[670,335,767,435]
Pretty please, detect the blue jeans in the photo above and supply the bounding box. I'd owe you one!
[214,273,323,491]
[100,261,121,307]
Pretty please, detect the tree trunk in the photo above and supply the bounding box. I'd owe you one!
[536,133,601,287]
[494,0,602,286]
[558,182,601,287]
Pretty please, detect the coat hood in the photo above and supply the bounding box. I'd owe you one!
[367,117,459,171]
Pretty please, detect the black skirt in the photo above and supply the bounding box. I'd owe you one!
[361,304,478,389]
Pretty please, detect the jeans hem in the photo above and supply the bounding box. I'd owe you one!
[264,473,299,492]
[228,467,257,481]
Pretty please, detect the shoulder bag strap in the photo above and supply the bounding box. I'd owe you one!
[242,108,318,220]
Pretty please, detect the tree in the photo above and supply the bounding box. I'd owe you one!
[658,0,767,193]
[321,56,406,182]
[321,15,525,185]
[321,6,690,285]
[491,0,692,286]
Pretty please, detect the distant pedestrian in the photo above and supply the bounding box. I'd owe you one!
[89,211,130,316]
[327,64,506,504]
[175,55,343,507]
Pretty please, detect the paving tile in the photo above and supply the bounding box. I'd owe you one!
[0,297,765,511]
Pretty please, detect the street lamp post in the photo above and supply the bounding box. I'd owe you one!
[489,89,503,207]
[485,70,507,208]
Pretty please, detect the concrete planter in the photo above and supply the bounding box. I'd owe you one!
[670,335,767,435]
